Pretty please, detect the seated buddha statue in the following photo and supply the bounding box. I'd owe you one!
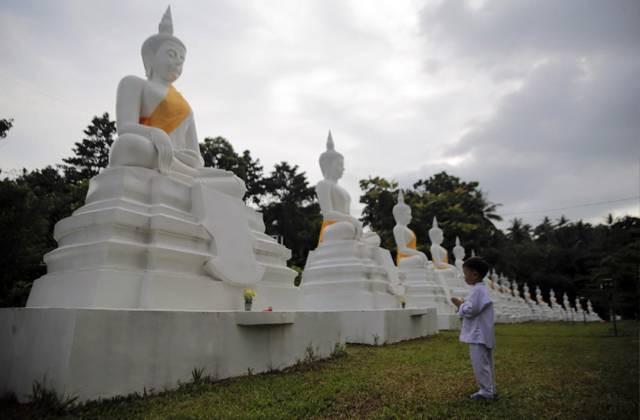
[392,190,429,268]
[316,131,379,245]
[429,217,453,270]
[108,7,244,198]
[452,237,465,273]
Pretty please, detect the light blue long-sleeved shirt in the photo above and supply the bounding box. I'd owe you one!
[458,282,495,349]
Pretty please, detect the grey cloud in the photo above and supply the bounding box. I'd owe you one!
[397,1,640,227]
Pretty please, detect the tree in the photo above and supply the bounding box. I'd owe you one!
[0,118,13,139]
[359,171,503,265]
[199,137,265,205]
[60,113,116,183]
[0,166,85,307]
[260,162,321,269]
[359,177,399,251]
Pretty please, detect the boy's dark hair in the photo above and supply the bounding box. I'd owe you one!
[462,256,490,278]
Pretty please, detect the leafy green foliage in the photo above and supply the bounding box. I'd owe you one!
[360,171,503,262]
[199,136,265,206]
[260,162,322,268]
[59,113,116,183]
[0,117,13,139]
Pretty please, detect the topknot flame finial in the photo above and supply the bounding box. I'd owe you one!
[398,190,405,204]
[159,6,173,35]
[326,130,335,151]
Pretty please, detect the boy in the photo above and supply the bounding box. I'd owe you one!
[451,256,496,400]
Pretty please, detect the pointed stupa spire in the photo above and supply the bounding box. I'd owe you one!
[455,236,460,246]
[398,189,405,204]
[432,216,439,229]
[326,130,334,151]
[159,6,173,35]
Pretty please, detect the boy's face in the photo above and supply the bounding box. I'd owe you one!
[463,266,482,285]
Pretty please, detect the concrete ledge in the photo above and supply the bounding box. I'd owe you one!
[235,311,296,326]
[0,308,342,403]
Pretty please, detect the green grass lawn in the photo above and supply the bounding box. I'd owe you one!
[2,321,638,419]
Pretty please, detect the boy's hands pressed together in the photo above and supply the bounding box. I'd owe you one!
[451,297,464,307]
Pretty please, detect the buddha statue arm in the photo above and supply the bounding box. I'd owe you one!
[178,115,204,168]
[393,226,426,261]
[115,76,173,173]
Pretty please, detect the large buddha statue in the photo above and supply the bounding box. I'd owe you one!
[108,7,244,198]
[316,132,379,245]
[392,191,429,268]
[26,7,298,311]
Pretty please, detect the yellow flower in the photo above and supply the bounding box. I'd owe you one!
[243,288,256,300]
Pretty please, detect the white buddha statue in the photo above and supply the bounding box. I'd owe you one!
[562,293,573,321]
[510,280,519,298]
[316,131,379,245]
[108,7,244,198]
[390,191,456,328]
[301,132,404,311]
[26,7,299,311]
[452,237,465,274]
[392,190,429,268]
[429,217,452,270]
[549,289,566,321]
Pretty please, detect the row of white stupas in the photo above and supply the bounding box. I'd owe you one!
[483,271,601,323]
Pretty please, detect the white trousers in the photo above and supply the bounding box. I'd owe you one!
[469,343,496,397]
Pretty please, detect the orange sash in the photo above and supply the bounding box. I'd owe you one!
[396,230,417,264]
[317,220,337,245]
[139,85,191,134]
[434,251,449,269]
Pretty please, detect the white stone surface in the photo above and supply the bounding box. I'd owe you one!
[338,308,439,345]
[0,308,344,403]
[26,167,300,311]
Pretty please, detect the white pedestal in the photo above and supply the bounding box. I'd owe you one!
[26,167,299,311]
[301,239,400,310]
[401,267,460,330]
[0,308,343,403]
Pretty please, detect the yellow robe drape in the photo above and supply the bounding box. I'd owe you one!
[396,230,417,264]
[317,220,337,245]
[139,85,191,134]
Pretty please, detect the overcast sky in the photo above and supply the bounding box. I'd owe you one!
[1,0,638,230]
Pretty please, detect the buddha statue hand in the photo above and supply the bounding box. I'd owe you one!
[175,148,201,168]
[148,128,174,174]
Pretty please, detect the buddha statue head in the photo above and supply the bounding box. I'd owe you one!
[511,280,518,295]
[392,190,411,226]
[141,7,186,81]
[428,217,443,244]
[319,131,344,182]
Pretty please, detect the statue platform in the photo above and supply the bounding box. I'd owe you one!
[400,266,460,330]
[300,239,401,311]
[0,307,343,402]
[26,167,299,311]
